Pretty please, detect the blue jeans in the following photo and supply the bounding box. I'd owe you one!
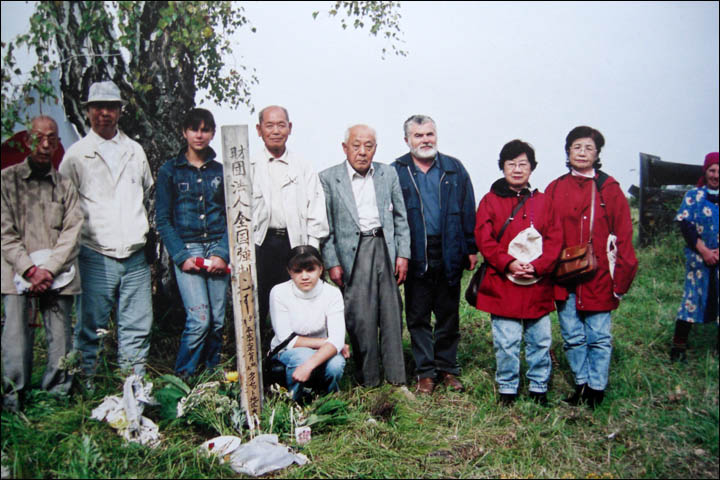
[556,293,612,391]
[491,315,552,394]
[173,242,230,377]
[277,347,346,401]
[75,246,153,376]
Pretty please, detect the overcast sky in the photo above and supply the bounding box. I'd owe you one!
[2,1,718,196]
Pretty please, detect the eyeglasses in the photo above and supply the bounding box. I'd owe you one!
[504,161,531,170]
[571,144,596,153]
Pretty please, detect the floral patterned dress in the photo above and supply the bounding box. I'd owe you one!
[675,186,719,324]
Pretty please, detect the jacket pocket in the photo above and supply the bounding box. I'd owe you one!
[45,202,64,230]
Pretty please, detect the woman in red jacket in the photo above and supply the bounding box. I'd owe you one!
[474,140,563,406]
[545,126,638,409]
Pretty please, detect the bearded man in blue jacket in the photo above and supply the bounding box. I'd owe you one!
[392,115,478,395]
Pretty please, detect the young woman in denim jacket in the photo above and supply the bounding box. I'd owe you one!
[156,108,230,378]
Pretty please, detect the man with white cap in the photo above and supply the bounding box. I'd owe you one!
[1,115,83,411]
[60,81,155,380]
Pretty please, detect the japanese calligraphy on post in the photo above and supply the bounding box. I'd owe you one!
[221,125,263,418]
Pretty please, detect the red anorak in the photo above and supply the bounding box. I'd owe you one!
[474,179,563,319]
[545,172,638,311]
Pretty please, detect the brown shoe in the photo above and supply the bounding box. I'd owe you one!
[439,372,464,392]
[415,376,435,394]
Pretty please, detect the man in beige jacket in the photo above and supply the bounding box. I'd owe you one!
[60,81,154,380]
[1,116,83,412]
[250,105,328,341]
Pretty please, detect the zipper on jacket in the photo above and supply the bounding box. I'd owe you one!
[406,165,429,274]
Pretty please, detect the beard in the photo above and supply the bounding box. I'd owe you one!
[410,143,437,160]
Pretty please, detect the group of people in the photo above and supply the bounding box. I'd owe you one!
[2,80,717,413]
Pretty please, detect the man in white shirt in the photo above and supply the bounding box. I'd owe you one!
[60,81,154,381]
[250,105,328,340]
[319,124,410,387]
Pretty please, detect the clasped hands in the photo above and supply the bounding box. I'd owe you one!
[507,259,536,280]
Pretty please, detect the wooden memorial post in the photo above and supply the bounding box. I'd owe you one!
[221,125,263,422]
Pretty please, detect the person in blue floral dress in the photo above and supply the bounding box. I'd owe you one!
[671,152,719,361]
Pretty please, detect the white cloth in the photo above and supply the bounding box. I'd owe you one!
[251,147,328,248]
[607,233,618,280]
[269,279,345,354]
[60,129,153,259]
[13,249,76,293]
[506,225,543,286]
[346,161,382,231]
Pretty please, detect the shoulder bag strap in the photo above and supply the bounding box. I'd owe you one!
[594,175,614,234]
[266,332,298,359]
[497,195,530,242]
[587,179,596,245]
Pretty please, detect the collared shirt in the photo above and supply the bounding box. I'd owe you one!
[91,130,123,180]
[346,161,382,231]
[1,158,84,294]
[411,156,442,236]
[267,150,289,229]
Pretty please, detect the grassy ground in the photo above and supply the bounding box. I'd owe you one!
[1,233,718,478]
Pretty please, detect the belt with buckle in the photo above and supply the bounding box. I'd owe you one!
[267,228,288,237]
[360,227,383,237]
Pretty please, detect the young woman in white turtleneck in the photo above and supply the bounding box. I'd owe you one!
[269,245,350,400]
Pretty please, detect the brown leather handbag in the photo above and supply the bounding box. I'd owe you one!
[554,180,598,283]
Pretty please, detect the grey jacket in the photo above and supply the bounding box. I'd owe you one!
[319,161,411,284]
[1,159,83,294]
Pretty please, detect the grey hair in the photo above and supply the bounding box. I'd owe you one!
[403,114,436,137]
[343,124,377,143]
[258,105,290,124]
[30,115,59,131]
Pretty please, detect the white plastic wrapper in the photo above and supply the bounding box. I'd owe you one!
[90,375,161,448]
[211,434,309,476]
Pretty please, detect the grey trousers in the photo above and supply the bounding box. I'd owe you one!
[344,235,406,386]
[2,294,74,409]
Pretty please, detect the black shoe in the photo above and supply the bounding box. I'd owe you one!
[529,391,548,406]
[564,384,586,406]
[499,393,517,406]
[582,386,605,409]
[670,346,687,363]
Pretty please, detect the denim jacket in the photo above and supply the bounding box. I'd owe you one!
[156,147,229,266]
[392,152,477,285]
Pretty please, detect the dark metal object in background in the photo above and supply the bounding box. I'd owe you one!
[631,153,703,246]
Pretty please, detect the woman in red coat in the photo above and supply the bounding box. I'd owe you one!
[545,126,638,409]
[474,140,563,406]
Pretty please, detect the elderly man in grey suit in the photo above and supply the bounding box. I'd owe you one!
[320,124,410,387]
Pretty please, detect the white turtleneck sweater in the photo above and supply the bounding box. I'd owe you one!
[269,279,346,354]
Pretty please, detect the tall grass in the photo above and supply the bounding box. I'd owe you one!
[1,232,717,478]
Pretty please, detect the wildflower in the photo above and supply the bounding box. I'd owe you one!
[58,350,81,375]
[224,371,239,382]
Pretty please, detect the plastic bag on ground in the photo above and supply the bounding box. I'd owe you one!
[90,374,161,448]
[200,434,308,476]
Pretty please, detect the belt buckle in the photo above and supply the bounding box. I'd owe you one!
[370,227,381,237]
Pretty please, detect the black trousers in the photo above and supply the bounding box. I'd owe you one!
[256,232,291,350]
[404,238,461,379]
